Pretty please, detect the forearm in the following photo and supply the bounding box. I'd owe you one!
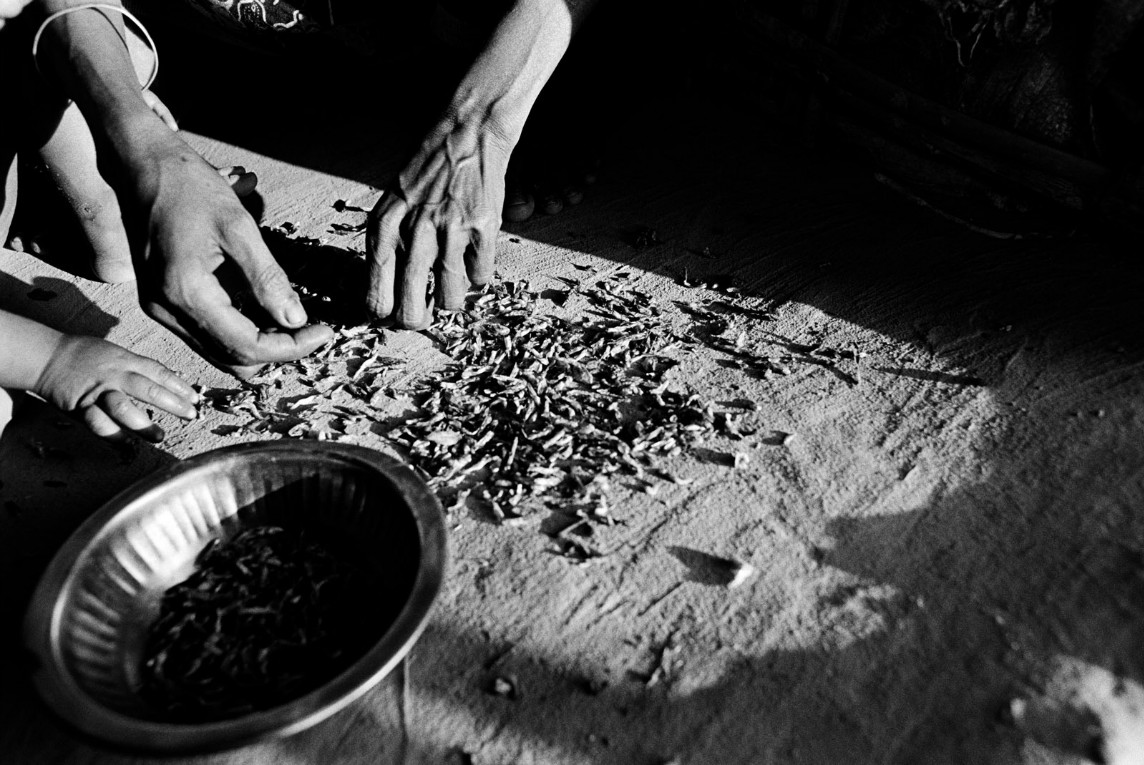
[32,1,169,185]
[443,0,600,145]
[0,308,64,393]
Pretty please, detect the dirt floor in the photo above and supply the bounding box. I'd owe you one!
[3,27,1144,765]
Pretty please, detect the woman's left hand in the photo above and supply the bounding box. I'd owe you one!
[365,116,507,329]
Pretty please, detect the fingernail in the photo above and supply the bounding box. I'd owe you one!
[284,300,307,327]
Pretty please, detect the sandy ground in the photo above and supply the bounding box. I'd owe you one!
[3,59,1144,765]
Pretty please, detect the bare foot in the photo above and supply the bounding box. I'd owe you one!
[503,154,598,223]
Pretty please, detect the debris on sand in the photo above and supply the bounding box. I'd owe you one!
[645,636,679,688]
[386,276,715,531]
[198,241,795,559]
[331,199,368,213]
[487,675,518,700]
[671,547,756,588]
[629,225,662,249]
[723,559,757,588]
[329,221,366,234]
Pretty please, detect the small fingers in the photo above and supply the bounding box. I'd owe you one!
[83,406,127,441]
[436,226,470,310]
[123,370,198,420]
[93,390,164,443]
[129,353,199,402]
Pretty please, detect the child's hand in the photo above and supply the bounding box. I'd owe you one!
[34,336,200,443]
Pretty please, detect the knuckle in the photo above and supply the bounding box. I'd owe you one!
[225,344,257,367]
[366,289,394,319]
[155,262,204,309]
[162,281,203,315]
[219,208,252,238]
[366,202,387,225]
[141,380,166,403]
[370,199,403,231]
[367,231,396,262]
[158,276,188,306]
[140,298,163,320]
[83,408,118,437]
[106,395,134,419]
[247,261,290,297]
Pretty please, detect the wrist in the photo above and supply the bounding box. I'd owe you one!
[439,92,521,154]
[0,310,66,397]
[31,332,72,406]
[443,0,573,146]
[34,3,163,170]
[100,114,190,204]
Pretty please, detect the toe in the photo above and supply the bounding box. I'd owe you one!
[538,188,564,216]
[503,187,536,223]
[579,156,602,186]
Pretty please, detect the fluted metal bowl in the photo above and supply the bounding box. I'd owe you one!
[23,441,446,754]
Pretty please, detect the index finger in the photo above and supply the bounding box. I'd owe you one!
[143,300,270,378]
[366,200,405,319]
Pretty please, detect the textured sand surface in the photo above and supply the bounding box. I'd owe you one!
[2,74,1143,765]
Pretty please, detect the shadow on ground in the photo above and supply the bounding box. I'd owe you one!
[3,5,1144,763]
[270,413,1142,765]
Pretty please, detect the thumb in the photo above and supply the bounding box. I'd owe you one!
[220,215,307,328]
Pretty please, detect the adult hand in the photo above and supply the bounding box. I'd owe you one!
[366,118,506,329]
[126,126,333,376]
[28,1,329,374]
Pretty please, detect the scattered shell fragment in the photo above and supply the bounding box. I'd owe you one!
[488,675,517,699]
[725,560,757,588]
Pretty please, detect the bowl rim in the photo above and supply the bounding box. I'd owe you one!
[22,441,447,755]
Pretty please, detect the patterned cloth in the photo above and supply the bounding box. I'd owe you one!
[154,1,506,57]
[189,0,327,33]
[167,0,384,55]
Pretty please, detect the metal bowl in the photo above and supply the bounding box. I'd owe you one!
[23,441,446,754]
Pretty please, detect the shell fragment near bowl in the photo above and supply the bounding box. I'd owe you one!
[23,441,446,754]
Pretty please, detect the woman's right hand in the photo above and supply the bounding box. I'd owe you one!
[122,124,333,376]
